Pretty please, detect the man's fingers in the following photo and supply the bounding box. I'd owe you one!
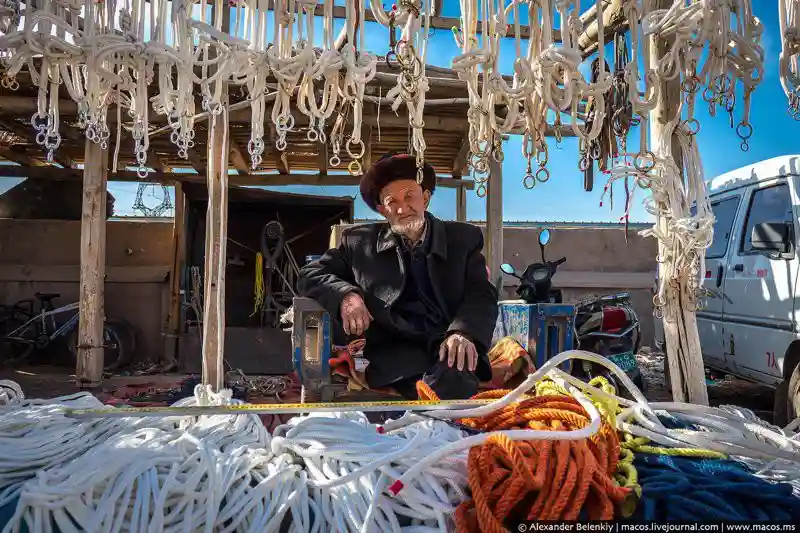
[456,343,466,371]
[439,342,447,361]
[342,317,351,335]
[447,342,457,367]
[468,344,478,372]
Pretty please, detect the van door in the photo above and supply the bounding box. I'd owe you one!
[724,179,797,385]
[695,194,742,370]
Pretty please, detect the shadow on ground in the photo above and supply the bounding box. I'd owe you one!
[638,348,775,421]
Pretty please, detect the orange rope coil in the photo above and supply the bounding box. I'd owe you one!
[416,380,631,532]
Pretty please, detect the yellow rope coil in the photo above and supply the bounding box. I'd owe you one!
[250,252,265,317]
[621,433,727,459]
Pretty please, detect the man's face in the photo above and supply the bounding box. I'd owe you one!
[377,179,430,236]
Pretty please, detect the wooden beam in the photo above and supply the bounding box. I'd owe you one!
[318,137,329,176]
[578,0,628,58]
[364,126,373,169]
[75,137,109,389]
[452,135,471,177]
[0,146,49,167]
[185,147,207,175]
[228,137,251,173]
[201,3,231,392]
[485,159,503,288]
[0,165,475,189]
[649,0,708,406]
[0,264,169,283]
[0,95,580,138]
[456,181,467,222]
[164,182,186,369]
[149,152,172,173]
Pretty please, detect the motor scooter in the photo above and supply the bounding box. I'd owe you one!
[500,229,645,397]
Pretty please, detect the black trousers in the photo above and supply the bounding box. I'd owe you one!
[390,360,480,400]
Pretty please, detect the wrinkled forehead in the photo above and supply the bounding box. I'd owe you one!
[379,179,423,202]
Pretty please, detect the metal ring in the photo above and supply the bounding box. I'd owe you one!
[736,122,753,140]
[476,183,487,198]
[385,51,398,70]
[346,138,366,159]
[137,166,149,179]
[682,118,700,136]
[523,174,536,189]
[535,167,550,183]
[306,129,318,142]
[636,177,652,189]
[740,140,750,152]
[578,156,591,172]
[634,150,656,173]
[348,160,362,176]
[329,155,341,167]
[493,147,504,163]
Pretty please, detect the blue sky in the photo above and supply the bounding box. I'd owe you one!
[1,1,794,222]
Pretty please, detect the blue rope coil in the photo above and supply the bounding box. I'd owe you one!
[631,453,800,522]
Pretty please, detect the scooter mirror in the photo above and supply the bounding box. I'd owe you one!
[538,229,551,246]
[500,263,517,275]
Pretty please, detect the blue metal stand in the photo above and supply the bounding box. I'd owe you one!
[492,302,576,370]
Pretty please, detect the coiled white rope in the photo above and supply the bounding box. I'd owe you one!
[272,412,469,532]
[1,384,315,533]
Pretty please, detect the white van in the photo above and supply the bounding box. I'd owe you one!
[653,155,800,424]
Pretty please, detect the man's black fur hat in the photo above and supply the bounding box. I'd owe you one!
[359,153,436,211]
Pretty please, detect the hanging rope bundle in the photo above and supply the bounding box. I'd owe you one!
[780,0,800,117]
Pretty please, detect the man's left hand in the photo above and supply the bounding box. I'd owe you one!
[439,333,478,372]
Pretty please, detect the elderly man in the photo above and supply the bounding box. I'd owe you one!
[297,153,498,400]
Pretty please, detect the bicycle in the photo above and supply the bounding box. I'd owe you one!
[0,293,135,370]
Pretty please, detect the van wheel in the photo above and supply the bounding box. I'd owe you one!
[774,362,800,428]
[785,363,800,427]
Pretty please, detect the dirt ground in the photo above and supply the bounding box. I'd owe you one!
[637,347,776,420]
[1,349,778,421]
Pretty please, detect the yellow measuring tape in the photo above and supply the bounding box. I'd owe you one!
[65,398,497,419]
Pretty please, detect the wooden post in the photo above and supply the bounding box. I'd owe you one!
[164,181,185,369]
[485,159,503,288]
[456,182,467,222]
[650,0,709,405]
[201,5,231,391]
[75,138,109,389]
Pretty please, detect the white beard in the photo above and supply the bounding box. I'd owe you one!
[390,216,425,238]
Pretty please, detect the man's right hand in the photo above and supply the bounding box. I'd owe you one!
[340,293,373,336]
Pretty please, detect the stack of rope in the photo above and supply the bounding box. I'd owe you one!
[1,351,800,532]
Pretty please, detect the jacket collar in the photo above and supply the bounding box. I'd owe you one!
[377,212,447,260]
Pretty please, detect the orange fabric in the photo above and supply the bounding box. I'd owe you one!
[486,337,536,389]
[416,382,630,531]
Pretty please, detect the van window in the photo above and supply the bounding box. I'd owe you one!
[740,184,793,254]
[706,197,740,259]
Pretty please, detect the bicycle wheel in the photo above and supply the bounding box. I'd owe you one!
[0,308,36,364]
[67,318,136,371]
